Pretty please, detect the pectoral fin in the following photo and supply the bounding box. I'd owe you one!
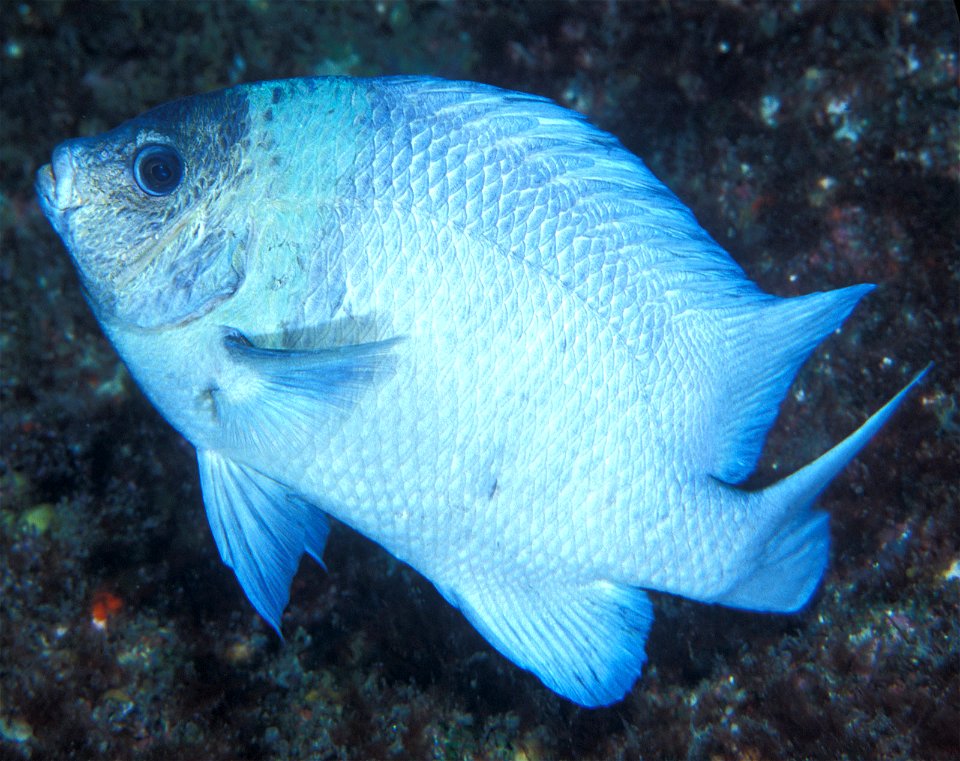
[214,330,401,458]
[197,448,330,633]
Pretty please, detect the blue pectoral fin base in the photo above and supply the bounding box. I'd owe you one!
[443,578,653,707]
[197,448,330,633]
[216,331,401,462]
[713,364,931,613]
[224,331,401,414]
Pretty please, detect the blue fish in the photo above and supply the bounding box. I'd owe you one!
[35,77,927,706]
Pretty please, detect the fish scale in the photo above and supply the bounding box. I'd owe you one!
[36,75,928,707]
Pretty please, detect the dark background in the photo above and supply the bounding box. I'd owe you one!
[1,1,957,759]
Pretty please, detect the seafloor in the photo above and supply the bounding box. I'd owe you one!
[0,1,957,759]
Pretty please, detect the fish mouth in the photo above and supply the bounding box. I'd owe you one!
[35,163,74,244]
[35,143,80,217]
[35,164,57,211]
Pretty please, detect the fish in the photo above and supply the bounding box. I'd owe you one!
[35,76,928,707]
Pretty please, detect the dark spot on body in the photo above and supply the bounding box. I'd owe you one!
[264,108,273,122]
[487,478,498,500]
[271,87,283,104]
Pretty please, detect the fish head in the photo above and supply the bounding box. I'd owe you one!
[35,88,254,329]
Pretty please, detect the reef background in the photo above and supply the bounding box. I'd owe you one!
[1,1,957,759]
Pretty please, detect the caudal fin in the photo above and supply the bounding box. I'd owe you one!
[712,364,931,613]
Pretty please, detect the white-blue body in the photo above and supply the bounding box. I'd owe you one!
[36,77,926,706]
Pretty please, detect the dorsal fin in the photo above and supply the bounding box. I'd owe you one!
[705,283,874,483]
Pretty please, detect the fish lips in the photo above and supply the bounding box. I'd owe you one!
[35,166,68,247]
[36,143,82,235]
[35,164,59,222]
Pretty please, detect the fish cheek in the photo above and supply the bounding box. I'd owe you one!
[118,220,248,329]
[62,188,148,314]
[93,161,246,328]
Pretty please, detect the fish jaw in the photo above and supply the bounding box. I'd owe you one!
[36,142,87,248]
[34,163,57,212]
[37,142,79,211]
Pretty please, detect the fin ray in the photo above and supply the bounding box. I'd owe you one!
[443,577,653,707]
[197,448,330,632]
[710,365,930,612]
[707,284,874,483]
[215,331,400,459]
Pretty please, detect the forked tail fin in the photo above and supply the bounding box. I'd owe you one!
[712,364,931,612]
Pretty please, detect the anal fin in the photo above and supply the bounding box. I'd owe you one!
[442,577,653,707]
[197,448,330,633]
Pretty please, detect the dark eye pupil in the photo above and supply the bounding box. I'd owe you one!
[133,144,183,196]
[150,161,172,182]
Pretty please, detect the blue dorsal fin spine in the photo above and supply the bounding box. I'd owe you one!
[198,449,330,633]
[710,364,931,613]
[706,284,875,483]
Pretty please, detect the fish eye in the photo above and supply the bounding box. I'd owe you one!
[132,144,184,196]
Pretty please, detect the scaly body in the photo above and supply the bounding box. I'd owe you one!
[37,77,926,706]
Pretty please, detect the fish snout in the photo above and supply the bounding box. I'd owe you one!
[36,142,81,214]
